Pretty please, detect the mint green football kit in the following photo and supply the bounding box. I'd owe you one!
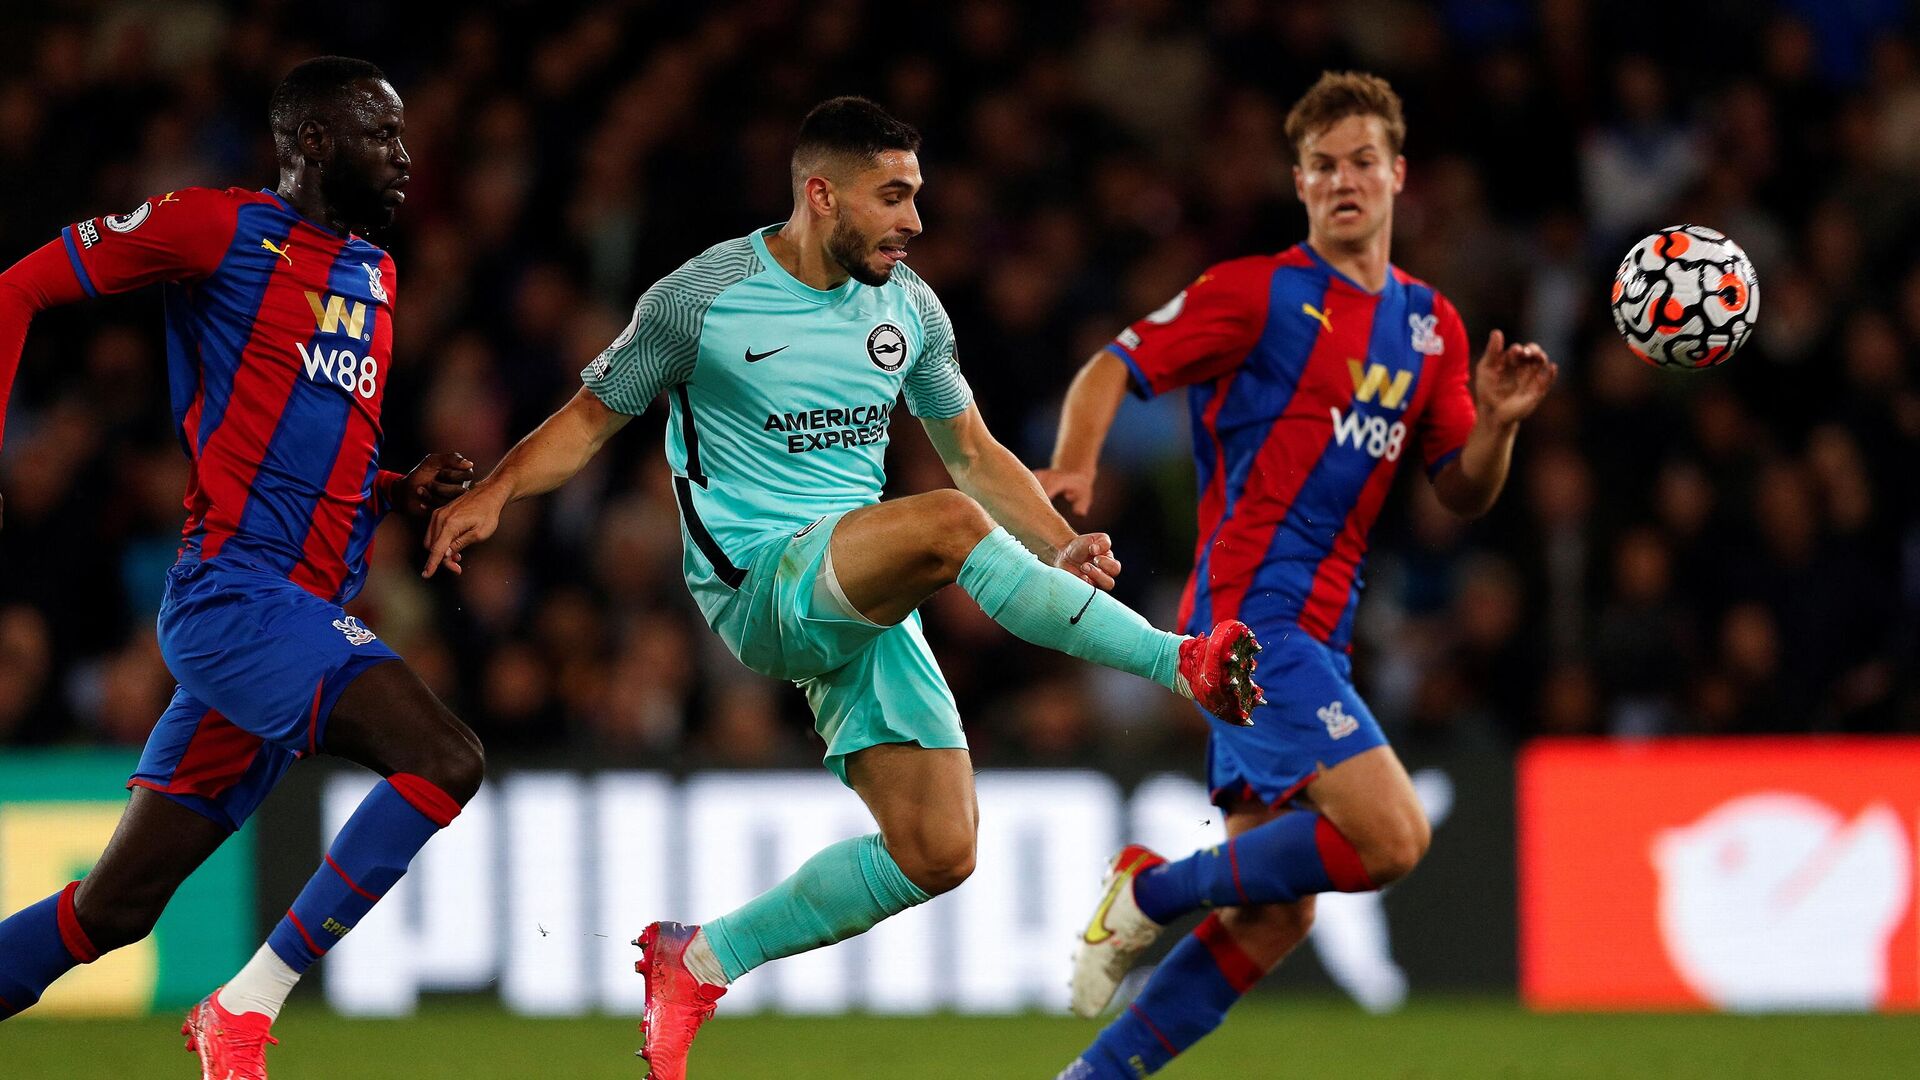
[582,225,973,783]
[584,225,1195,985]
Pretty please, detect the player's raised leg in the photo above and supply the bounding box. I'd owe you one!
[189,660,484,1079]
[635,744,973,1079]
[825,488,1262,723]
[1062,801,1316,1079]
[0,789,229,1020]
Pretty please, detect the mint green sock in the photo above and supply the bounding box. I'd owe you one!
[957,526,1185,693]
[704,833,931,982]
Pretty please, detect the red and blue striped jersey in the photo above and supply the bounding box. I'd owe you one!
[59,187,400,605]
[1108,244,1476,649]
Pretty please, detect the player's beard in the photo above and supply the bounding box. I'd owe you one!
[828,215,892,287]
[325,166,397,234]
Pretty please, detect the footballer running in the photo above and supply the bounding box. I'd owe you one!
[1040,71,1557,1079]
[0,57,481,1080]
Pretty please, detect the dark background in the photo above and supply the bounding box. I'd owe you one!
[1,0,1915,772]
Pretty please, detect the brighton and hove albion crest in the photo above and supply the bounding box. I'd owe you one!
[867,323,906,371]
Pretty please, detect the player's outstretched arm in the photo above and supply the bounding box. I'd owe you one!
[1432,329,1557,519]
[422,388,630,577]
[923,404,1123,590]
[1035,349,1131,516]
[0,238,98,530]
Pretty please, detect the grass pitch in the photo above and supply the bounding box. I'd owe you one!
[6,996,1917,1078]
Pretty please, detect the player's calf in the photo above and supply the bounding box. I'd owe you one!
[1219,895,1317,969]
[70,881,169,954]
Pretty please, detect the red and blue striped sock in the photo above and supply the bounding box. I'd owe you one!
[266,774,460,972]
[1074,914,1265,1077]
[1131,813,1373,924]
[0,882,100,1020]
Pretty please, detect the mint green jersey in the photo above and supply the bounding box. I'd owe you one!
[582,225,972,626]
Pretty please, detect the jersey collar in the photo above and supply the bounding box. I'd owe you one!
[751,224,860,306]
[260,189,371,247]
[1300,242,1400,299]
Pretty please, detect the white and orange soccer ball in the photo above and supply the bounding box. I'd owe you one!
[1610,225,1759,370]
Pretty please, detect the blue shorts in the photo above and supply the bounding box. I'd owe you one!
[1205,627,1388,809]
[130,559,399,831]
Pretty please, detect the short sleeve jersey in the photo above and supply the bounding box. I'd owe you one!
[583,225,970,620]
[60,187,399,604]
[1106,244,1475,649]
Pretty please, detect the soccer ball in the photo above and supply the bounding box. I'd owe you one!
[1610,225,1759,370]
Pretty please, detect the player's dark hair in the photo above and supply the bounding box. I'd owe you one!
[269,56,389,159]
[791,96,921,195]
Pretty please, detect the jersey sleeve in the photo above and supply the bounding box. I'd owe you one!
[900,273,973,419]
[0,238,93,450]
[581,281,701,415]
[1107,258,1270,399]
[1419,294,1478,477]
[60,188,240,297]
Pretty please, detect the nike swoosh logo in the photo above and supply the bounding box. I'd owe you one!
[1082,870,1129,945]
[744,345,789,363]
[1069,589,1097,625]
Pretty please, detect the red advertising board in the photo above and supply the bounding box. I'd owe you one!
[1520,738,1920,1011]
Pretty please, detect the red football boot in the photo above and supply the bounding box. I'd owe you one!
[182,990,279,1080]
[634,921,726,1079]
[1179,619,1265,725]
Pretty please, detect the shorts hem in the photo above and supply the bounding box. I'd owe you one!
[126,779,243,832]
[823,734,971,786]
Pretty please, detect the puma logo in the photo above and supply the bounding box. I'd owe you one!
[261,238,293,266]
[1302,302,1332,333]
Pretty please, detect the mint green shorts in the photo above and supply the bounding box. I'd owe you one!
[707,511,967,784]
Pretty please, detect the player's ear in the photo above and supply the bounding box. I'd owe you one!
[804,174,835,218]
[1392,155,1406,195]
[296,118,333,164]
[1291,164,1305,204]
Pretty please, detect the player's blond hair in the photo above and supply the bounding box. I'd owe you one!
[1284,71,1407,159]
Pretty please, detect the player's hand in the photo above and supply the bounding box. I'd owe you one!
[394,452,476,518]
[422,481,506,579]
[1474,329,1557,427]
[1035,467,1096,516]
[1053,532,1122,591]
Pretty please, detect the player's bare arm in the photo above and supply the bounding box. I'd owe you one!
[1036,349,1132,516]
[1432,329,1557,519]
[922,403,1122,590]
[422,387,630,577]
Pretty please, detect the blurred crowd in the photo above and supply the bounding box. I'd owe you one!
[1,0,1916,771]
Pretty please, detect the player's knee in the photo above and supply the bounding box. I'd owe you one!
[429,733,486,807]
[72,881,167,953]
[921,489,996,577]
[890,824,977,897]
[1359,808,1430,886]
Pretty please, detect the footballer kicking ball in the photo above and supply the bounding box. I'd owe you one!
[1610,225,1759,370]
